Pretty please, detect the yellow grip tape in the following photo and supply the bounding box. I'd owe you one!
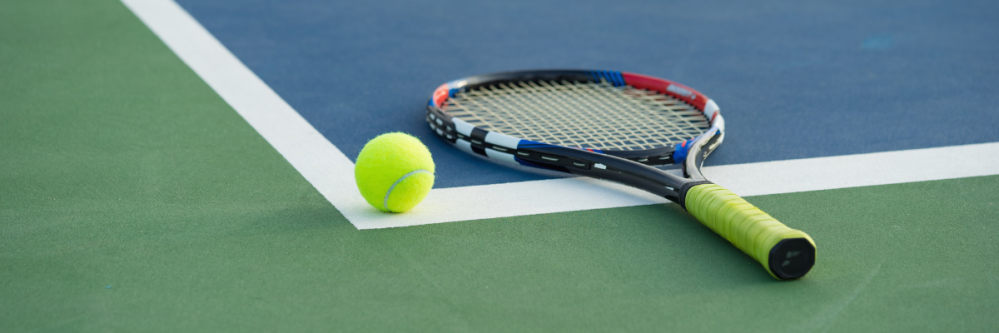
[684,183,815,279]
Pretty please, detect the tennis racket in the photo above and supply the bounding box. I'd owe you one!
[425,70,815,280]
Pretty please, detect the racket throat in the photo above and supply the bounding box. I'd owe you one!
[677,180,713,210]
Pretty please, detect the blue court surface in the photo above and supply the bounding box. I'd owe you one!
[125,0,999,230]
[175,0,999,188]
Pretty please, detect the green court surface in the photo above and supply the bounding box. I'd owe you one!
[1,1,997,332]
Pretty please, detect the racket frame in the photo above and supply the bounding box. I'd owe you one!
[426,69,722,204]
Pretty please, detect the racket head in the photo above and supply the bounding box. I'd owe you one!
[426,70,724,174]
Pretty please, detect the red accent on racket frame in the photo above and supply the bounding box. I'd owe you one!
[431,83,450,107]
[621,72,708,111]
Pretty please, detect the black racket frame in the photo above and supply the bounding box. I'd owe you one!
[425,70,721,206]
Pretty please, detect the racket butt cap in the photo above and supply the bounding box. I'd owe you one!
[768,238,816,280]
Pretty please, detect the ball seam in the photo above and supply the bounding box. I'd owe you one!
[383,169,432,212]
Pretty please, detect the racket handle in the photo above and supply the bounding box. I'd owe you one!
[683,183,816,280]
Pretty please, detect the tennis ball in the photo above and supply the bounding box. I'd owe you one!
[354,132,435,213]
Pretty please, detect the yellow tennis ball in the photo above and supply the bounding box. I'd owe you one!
[354,132,435,213]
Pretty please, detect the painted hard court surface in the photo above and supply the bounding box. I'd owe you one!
[1,0,997,332]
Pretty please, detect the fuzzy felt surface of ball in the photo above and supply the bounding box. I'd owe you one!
[354,133,435,213]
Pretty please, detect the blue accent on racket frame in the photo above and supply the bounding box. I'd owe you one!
[588,70,625,87]
[517,140,560,149]
[672,139,694,164]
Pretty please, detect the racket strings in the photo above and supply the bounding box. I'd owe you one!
[442,79,709,150]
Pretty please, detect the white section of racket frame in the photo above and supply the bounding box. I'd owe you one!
[125,0,999,230]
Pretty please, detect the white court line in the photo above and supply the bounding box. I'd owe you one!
[124,0,999,230]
